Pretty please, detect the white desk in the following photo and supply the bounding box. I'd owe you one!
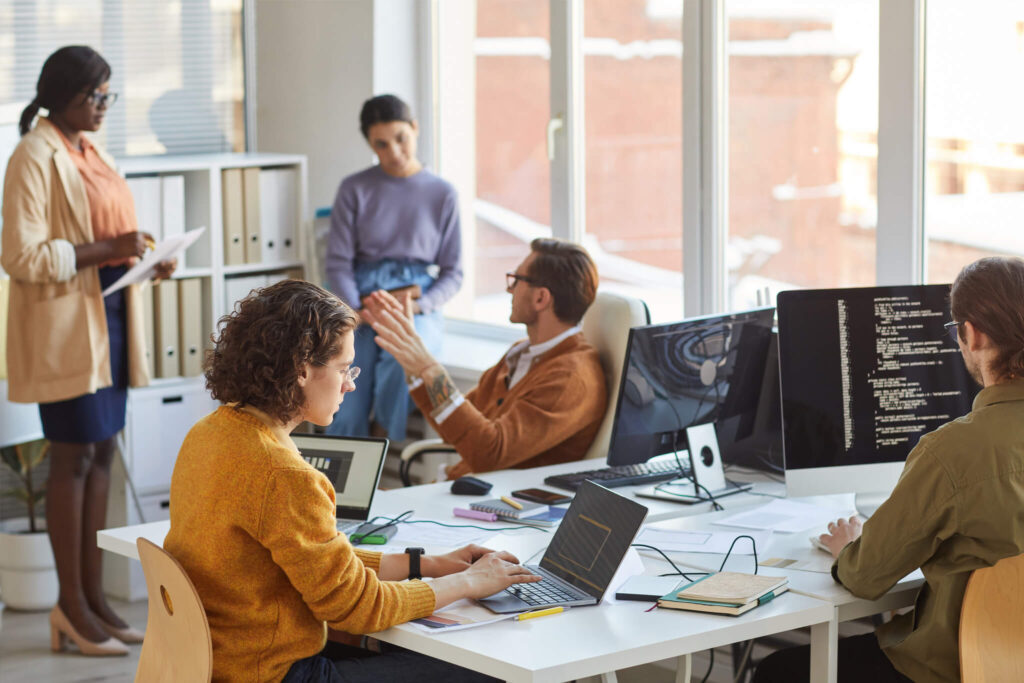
[98,462,838,682]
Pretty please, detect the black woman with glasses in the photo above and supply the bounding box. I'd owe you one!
[2,45,175,656]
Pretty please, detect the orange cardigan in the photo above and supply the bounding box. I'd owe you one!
[165,406,435,683]
[412,332,607,479]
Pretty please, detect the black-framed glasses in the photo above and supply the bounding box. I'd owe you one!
[944,320,962,344]
[84,90,118,108]
[505,272,542,290]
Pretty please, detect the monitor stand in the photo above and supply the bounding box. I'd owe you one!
[854,491,890,518]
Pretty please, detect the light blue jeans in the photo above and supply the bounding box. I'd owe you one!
[327,260,443,440]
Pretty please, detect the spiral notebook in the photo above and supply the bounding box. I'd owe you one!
[469,498,548,520]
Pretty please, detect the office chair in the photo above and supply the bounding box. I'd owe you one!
[135,538,212,683]
[959,552,1024,682]
[398,291,650,486]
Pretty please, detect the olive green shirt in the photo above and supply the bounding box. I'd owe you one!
[834,378,1024,683]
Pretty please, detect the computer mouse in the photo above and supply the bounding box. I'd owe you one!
[450,476,493,496]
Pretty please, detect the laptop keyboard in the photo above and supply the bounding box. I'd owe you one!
[506,576,581,606]
[544,459,688,491]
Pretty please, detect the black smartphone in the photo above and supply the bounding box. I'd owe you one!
[511,488,573,505]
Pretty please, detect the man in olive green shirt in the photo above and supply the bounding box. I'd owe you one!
[755,256,1024,683]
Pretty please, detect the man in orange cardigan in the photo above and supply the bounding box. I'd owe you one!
[365,238,607,479]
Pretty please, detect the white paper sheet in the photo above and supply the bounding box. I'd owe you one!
[101,226,206,296]
[715,499,855,534]
[347,523,497,553]
[636,528,771,555]
[407,599,521,634]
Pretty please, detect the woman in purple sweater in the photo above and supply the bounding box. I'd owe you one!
[325,94,462,440]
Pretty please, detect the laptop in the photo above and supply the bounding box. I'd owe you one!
[479,479,649,614]
[292,433,389,533]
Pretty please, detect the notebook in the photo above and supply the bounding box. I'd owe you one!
[658,572,788,616]
[478,480,649,614]
[292,433,389,533]
[469,498,548,521]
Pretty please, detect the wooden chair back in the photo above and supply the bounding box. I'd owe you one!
[134,537,212,683]
[960,552,1024,682]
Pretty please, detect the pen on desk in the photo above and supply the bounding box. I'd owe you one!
[514,606,564,621]
[453,507,498,522]
[500,495,523,510]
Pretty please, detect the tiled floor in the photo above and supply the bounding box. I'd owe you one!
[0,599,148,682]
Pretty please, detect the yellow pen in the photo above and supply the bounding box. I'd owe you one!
[514,606,564,621]
[500,495,523,510]
[144,237,156,251]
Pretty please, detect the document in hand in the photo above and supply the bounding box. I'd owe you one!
[658,572,788,616]
[102,227,206,297]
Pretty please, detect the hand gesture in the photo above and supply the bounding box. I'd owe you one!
[819,516,863,559]
[365,290,436,376]
[110,231,155,260]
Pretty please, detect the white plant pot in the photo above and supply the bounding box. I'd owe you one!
[0,518,58,611]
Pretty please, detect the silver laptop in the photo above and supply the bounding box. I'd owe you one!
[292,433,389,533]
[479,480,649,614]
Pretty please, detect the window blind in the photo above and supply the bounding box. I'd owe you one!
[0,0,245,157]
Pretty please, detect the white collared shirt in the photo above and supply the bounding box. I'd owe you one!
[506,325,582,389]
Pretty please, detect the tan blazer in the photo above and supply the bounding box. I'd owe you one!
[1,118,149,404]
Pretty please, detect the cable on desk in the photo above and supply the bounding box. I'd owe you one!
[630,543,710,582]
[652,480,725,511]
[400,518,549,534]
[718,534,759,575]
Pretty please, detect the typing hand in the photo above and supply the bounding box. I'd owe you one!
[458,552,543,599]
[425,544,522,578]
[817,516,863,559]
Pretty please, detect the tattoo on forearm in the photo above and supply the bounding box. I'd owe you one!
[424,366,458,409]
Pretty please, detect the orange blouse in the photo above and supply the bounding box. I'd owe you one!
[51,119,137,267]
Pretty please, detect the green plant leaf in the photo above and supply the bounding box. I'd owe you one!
[0,445,22,475]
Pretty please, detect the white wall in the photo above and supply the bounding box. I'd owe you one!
[254,0,433,214]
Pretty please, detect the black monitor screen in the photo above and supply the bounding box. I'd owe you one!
[606,307,778,468]
[777,285,978,471]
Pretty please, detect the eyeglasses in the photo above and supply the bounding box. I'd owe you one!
[944,320,962,344]
[505,272,543,290]
[84,90,118,109]
[343,366,361,385]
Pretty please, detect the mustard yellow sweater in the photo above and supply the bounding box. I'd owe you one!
[165,406,435,683]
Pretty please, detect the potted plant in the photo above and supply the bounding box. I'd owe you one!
[0,438,58,610]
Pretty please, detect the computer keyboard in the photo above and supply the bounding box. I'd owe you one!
[507,577,580,606]
[544,459,688,491]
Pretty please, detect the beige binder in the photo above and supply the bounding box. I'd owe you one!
[142,283,156,379]
[153,280,180,378]
[221,168,245,265]
[242,167,261,264]
[178,278,204,377]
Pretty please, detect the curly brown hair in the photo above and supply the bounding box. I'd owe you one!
[205,279,359,423]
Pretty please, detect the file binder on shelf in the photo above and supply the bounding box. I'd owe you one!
[178,278,204,377]
[141,283,156,379]
[153,280,180,378]
[127,176,162,242]
[221,168,245,265]
[242,167,262,264]
[160,175,185,266]
[259,167,299,265]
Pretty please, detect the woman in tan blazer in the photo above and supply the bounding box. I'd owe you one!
[1,46,175,656]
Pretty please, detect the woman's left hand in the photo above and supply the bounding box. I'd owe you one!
[424,544,522,578]
[151,258,178,284]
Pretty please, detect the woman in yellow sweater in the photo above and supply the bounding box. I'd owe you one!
[165,279,538,682]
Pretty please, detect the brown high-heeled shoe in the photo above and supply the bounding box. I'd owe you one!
[49,606,129,656]
[98,617,145,644]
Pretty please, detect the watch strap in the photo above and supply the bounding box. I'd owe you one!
[405,547,425,580]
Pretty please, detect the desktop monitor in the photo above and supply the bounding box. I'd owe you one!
[606,307,779,469]
[777,285,978,504]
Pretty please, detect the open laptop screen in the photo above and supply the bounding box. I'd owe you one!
[539,480,648,599]
[292,434,388,520]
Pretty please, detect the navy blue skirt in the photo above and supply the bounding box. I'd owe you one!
[39,265,129,444]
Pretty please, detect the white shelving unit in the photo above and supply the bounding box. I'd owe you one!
[104,152,310,600]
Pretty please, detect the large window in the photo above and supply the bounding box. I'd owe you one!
[726,1,879,311]
[472,0,552,325]
[583,0,684,322]
[924,1,1024,283]
[0,0,244,161]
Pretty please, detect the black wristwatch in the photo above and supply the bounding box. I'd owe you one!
[405,547,425,580]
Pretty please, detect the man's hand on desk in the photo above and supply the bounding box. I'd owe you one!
[819,516,863,559]
[424,544,520,578]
